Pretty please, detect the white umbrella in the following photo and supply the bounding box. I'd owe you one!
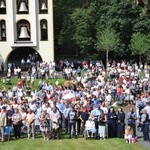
[62,93,75,100]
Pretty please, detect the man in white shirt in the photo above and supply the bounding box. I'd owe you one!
[29,101,36,112]
[105,93,112,105]
[50,107,60,123]
[50,107,61,139]
[8,88,13,98]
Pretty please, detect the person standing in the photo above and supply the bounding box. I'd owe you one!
[50,107,61,139]
[107,107,117,138]
[39,110,50,140]
[17,67,21,79]
[79,107,88,135]
[117,85,123,105]
[98,111,107,140]
[1,62,4,73]
[62,104,71,134]
[139,109,150,142]
[0,107,7,143]
[144,102,150,123]
[76,66,81,76]
[116,108,125,138]
[26,83,31,97]
[68,106,77,139]
[12,108,22,139]
[21,58,25,67]
[127,108,137,137]
[26,108,35,139]
[6,104,14,126]
[90,105,101,139]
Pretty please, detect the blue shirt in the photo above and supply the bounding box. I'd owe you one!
[127,112,137,124]
[92,98,99,107]
[63,107,71,118]
[91,108,100,119]
[57,103,65,112]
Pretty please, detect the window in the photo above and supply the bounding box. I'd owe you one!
[17,0,29,14]
[40,19,48,41]
[0,0,6,14]
[39,0,48,14]
[0,20,6,41]
[17,19,30,41]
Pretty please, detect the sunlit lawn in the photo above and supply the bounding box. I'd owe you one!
[0,137,145,150]
[0,76,65,91]
[0,76,146,150]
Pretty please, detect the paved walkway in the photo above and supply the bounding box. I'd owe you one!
[124,105,150,150]
[137,129,150,150]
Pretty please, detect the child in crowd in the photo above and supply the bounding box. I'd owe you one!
[124,126,133,143]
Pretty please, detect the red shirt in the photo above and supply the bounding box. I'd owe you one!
[117,87,123,96]
[17,80,23,88]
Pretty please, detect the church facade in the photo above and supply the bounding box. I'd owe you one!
[0,0,54,68]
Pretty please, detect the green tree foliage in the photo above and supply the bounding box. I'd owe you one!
[96,25,120,72]
[130,32,150,62]
[69,6,94,55]
[54,0,150,61]
[53,0,84,56]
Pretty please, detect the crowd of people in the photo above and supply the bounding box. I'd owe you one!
[0,59,150,144]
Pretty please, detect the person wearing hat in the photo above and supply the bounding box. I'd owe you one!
[0,107,7,143]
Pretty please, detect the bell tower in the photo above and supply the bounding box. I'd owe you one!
[0,0,54,68]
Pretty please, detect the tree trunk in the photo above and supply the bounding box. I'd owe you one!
[106,50,108,77]
[139,54,141,63]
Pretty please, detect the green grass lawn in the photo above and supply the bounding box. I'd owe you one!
[0,137,145,150]
[0,76,146,150]
[0,76,65,91]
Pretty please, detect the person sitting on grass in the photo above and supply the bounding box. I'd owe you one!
[124,126,133,143]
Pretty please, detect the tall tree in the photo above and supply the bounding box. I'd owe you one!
[70,6,94,55]
[54,0,150,61]
[96,25,120,75]
[53,0,84,56]
[130,32,150,62]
